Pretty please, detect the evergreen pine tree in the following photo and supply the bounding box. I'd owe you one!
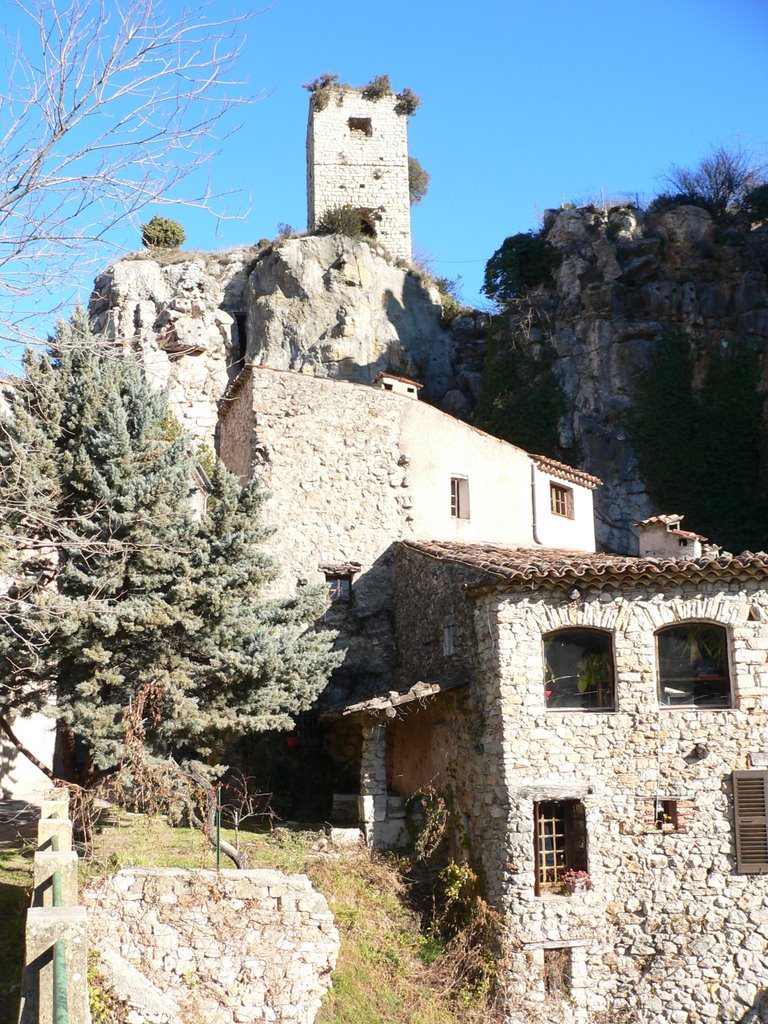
[0,312,339,786]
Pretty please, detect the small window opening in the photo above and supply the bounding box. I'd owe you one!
[544,628,615,711]
[442,615,456,656]
[348,117,373,136]
[383,382,393,391]
[657,623,731,708]
[450,477,470,520]
[654,799,679,830]
[234,313,248,367]
[679,538,688,548]
[550,483,574,519]
[326,574,352,604]
[355,208,377,238]
[543,948,572,996]
[534,800,588,894]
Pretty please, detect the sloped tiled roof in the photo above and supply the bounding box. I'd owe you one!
[531,454,602,490]
[402,540,768,591]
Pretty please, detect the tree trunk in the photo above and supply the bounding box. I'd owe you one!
[0,714,56,782]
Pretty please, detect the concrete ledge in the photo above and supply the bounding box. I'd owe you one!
[37,818,73,852]
[19,906,89,1024]
[33,850,79,907]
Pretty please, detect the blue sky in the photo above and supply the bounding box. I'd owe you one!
[5,0,768,330]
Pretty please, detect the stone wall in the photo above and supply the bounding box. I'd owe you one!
[393,544,768,1021]
[218,367,594,704]
[83,868,339,1024]
[307,88,411,262]
[474,574,768,1019]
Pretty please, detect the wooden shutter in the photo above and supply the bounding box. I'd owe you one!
[733,770,768,874]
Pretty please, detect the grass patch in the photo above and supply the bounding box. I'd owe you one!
[0,846,34,1023]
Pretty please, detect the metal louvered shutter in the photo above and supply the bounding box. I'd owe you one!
[733,770,768,874]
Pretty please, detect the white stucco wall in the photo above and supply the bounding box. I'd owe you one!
[400,400,538,547]
[0,713,56,799]
[531,464,596,551]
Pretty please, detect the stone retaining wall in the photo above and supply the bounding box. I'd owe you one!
[83,868,339,1024]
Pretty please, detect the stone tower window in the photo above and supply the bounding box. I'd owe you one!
[656,623,730,708]
[348,117,373,136]
[543,629,615,711]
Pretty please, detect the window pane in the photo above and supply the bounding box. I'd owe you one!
[544,629,615,710]
[657,624,730,708]
[535,800,588,893]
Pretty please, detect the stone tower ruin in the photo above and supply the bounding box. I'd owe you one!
[306,84,412,262]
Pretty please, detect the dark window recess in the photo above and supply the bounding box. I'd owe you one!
[326,575,352,603]
[348,117,373,136]
[550,483,574,519]
[534,800,587,894]
[544,629,615,711]
[657,623,731,708]
[543,948,572,996]
[733,770,768,874]
[233,314,248,367]
[654,799,679,830]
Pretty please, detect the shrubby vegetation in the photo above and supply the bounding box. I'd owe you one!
[303,72,420,117]
[474,326,569,460]
[0,310,339,792]
[408,156,430,206]
[627,332,768,553]
[482,232,561,306]
[653,144,766,220]
[141,215,186,248]
[314,205,366,240]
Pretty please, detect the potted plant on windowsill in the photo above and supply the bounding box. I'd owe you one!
[561,869,593,895]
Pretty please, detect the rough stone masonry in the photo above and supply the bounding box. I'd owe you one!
[83,868,339,1024]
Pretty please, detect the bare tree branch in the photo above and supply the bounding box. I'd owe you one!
[0,0,252,344]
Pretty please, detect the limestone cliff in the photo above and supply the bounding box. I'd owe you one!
[480,205,768,553]
[90,236,485,446]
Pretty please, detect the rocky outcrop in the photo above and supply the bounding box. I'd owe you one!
[492,205,768,552]
[90,248,260,444]
[90,237,484,447]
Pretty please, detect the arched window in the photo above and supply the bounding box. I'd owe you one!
[543,629,615,711]
[656,622,731,708]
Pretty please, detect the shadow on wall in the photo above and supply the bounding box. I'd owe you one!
[0,730,25,800]
[320,546,399,708]
[740,991,768,1023]
[382,283,455,405]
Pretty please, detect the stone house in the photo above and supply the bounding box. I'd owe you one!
[217,360,768,1022]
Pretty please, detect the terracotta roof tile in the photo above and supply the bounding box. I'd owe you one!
[401,540,768,591]
[531,454,602,490]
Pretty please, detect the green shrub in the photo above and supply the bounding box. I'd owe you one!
[408,156,430,206]
[315,205,365,239]
[361,74,391,100]
[482,232,561,305]
[394,88,420,117]
[141,216,185,249]
[303,71,340,111]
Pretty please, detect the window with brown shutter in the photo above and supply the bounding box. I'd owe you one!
[733,770,768,874]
